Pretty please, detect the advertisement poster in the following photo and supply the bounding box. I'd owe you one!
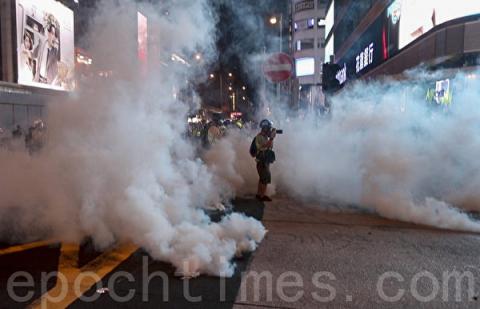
[16,0,75,91]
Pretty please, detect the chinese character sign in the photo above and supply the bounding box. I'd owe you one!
[355,42,375,73]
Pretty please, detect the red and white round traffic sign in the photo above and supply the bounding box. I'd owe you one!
[263,53,293,83]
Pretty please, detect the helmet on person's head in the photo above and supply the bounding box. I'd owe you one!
[259,119,273,130]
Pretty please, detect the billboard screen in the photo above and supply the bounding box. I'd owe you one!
[388,0,480,49]
[137,12,148,65]
[16,0,75,91]
[137,12,148,76]
[296,57,315,77]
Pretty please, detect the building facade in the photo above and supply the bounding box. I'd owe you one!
[0,0,145,131]
[0,0,83,130]
[291,0,328,110]
[325,0,480,87]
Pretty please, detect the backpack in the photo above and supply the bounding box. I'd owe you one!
[249,136,257,157]
[264,149,276,164]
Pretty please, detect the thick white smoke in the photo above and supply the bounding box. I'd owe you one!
[207,70,480,233]
[0,0,266,277]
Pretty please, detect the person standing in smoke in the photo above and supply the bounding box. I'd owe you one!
[207,120,222,145]
[25,126,34,154]
[254,119,276,202]
[12,125,23,139]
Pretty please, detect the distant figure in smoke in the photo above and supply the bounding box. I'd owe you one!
[24,120,46,155]
[11,125,23,139]
[25,126,35,154]
[207,120,223,146]
[254,119,277,202]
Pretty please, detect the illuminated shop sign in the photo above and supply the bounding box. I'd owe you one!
[426,79,452,105]
[336,13,384,80]
[336,0,480,83]
[230,112,242,118]
[355,43,374,73]
[335,63,347,85]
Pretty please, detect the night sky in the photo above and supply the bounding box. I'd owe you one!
[208,0,290,108]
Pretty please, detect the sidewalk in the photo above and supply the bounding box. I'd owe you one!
[235,197,480,308]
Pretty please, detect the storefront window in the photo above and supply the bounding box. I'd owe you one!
[28,105,43,123]
[13,105,28,128]
[0,103,44,130]
[0,104,14,129]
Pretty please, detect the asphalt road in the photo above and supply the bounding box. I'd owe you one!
[235,198,480,309]
[1,197,480,308]
[0,198,264,309]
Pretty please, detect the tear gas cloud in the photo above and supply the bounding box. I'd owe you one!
[203,0,480,232]
[208,69,480,232]
[1,0,480,282]
[0,0,266,277]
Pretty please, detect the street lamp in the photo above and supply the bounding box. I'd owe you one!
[269,14,283,52]
[269,14,283,99]
[195,53,202,61]
[228,72,233,78]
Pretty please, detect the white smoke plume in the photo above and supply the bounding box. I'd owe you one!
[207,70,480,233]
[0,0,266,277]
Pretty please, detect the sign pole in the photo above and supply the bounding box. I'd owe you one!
[277,15,283,101]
